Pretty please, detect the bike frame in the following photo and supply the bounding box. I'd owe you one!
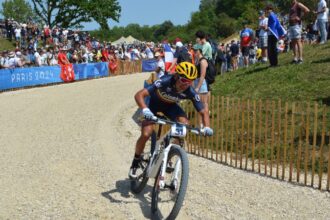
[145,118,200,190]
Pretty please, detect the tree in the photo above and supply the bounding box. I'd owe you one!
[31,0,121,29]
[0,0,36,23]
[153,21,174,41]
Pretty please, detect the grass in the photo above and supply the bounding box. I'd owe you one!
[212,42,330,106]
[0,38,16,51]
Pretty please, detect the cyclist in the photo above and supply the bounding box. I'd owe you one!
[129,62,214,179]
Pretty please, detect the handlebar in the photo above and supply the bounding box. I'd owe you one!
[148,116,201,135]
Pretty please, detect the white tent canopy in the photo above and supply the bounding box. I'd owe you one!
[112,35,141,45]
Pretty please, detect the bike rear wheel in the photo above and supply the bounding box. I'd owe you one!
[130,131,156,194]
[151,145,189,220]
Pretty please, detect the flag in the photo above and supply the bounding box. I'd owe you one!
[268,12,286,40]
[60,64,75,82]
[163,43,175,73]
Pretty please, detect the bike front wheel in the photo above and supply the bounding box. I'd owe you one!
[151,145,189,220]
[130,131,156,194]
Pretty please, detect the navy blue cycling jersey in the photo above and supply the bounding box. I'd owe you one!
[145,75,204,112]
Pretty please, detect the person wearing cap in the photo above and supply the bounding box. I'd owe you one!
[192,44,209,127]
[154,51,165,78]
[168,40,192,73]
[6,51,24,68]
[258,10,269,63]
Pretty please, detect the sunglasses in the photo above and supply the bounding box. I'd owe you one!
[178,76,193,85]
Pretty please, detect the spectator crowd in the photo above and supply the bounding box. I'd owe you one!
[0,1,329,72]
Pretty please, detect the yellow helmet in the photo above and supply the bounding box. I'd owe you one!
[175,62,198,80]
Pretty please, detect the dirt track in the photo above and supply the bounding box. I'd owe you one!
[0,73,330,220]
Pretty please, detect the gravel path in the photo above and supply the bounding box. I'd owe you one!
[0,73,329,220]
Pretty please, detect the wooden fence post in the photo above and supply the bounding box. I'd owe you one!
[282,102,288,180]
[289,103,295,182]
[297,103,303,183]
[276,99,281,179]
[264,100,269,176]
[318,107,326,190]
[240,100,245,169]
[312,103,318,187]
[220,96,224,162]
[235,99,240,168]
[305,102,310,185]
[245,100,250,170]
[230,98,235,166]
[225,97,230,164]
[270,101,275,177]
[258,99,262,173]
[252,100,256,171]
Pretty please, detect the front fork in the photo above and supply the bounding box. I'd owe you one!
[158,145,181,190]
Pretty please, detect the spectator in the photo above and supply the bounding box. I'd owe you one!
[168,41,191,73]
[187,42,195,64]
[6,51,24,68]
[40,49,48,66]
[216,43,227,75]
[306,21,317,44]
[14,25,21,48]
[57,47,70,65]
[258,10,269,63]
[230,40,239,71]
[266,4,285,67]
[288,0,310,64]
[47,49,58,66]
[0,51,8,69]
[195,30,212,60]
[101,46,110,62]
[240,23,254,67]
[314,0,328,44]
[34,49,42,66]
[145,42,154,59]
[192,44,209,128]
[154,51,165,78]
[26,48,35,66]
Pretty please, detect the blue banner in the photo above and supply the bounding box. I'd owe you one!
[73,62,109,80]
[0,62,110,91]
[142,59,158,72]
[0,66,62,90]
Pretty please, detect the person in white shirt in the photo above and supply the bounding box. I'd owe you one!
[6,51,24,68]
[145,43,154,59]
[258,10,269,62]
[314,0,328,43]
[40,50,48,66]
[34,49,42,66]
[14,26,21,47]
[154,52,165,78]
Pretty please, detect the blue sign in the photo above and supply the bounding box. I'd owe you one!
[0,62,110,91]
[142,59,158,72]
[73,62,109,80]
[0,66,62,90]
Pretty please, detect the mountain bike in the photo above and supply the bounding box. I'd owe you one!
[130,116,201,220]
